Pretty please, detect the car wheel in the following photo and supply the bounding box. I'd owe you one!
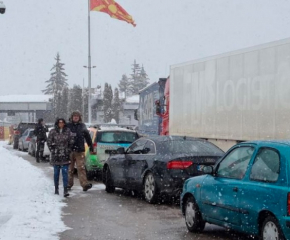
[184,195,205,232]
[260,216,285,240]
[103,167,115,193]
[143,172,158,204]
[86,169,94,181]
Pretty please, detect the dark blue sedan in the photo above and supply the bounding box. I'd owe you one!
[102,136,224,203]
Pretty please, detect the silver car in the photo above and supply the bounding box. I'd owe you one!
[18,128,34,151]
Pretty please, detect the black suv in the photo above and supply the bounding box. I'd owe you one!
[13,122,37,149]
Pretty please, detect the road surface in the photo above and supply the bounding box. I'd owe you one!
[5,145,254,240]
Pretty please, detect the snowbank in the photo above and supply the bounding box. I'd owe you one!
[0,142,68,240]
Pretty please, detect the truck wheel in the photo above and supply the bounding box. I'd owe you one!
[260,216,285,240]
[104,168,115,193]
[143,172,158,204]
[185,195,205,232]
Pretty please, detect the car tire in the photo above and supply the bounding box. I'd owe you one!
[143,172,158,204]
[103,167,115,193]
[260,215,285,240]
[86,169,94,181]
[184,195,205,233]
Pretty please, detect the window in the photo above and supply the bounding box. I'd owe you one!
[127,139,147,154]
[250,148,280,182]
[144,140,156,154]
[159,140,224,155]
[97,131,138,144]
[217,146,254,179]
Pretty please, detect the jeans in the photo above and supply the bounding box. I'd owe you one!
[54,164,69,188]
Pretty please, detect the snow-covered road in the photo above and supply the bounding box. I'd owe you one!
[0,141,68,240]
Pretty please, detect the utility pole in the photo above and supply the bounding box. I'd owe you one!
[88,0,92,124]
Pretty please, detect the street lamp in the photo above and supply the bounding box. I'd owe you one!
[83,65,96,124]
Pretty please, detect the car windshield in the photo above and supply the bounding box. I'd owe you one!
[96,131,138,144]
[160,140,224,155]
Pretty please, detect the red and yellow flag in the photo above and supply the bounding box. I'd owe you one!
[90,0,136,27]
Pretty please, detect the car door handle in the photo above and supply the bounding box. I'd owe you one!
[233,187,238,192]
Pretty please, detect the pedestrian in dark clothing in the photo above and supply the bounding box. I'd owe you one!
[34,118,48,163]
[67,111,94,191]
[47,118,74,197]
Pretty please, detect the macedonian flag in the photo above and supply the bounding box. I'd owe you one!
[90,0,136,27]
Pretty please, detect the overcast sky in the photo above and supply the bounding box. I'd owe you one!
[1,0,290,95]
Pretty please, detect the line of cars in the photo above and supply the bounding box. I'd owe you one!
[12,122,290,239]
[102,137,290,239]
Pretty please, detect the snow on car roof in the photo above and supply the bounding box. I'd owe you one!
[0,95,52,103]
[97,126,136,132]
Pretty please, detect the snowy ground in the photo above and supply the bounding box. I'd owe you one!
[0,141,69,240]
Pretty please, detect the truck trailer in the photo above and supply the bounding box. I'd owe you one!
[169,38,290,150]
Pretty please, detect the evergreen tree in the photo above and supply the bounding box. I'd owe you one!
[43,53,68,120]
[128,60,150,95]
[103,83,113,123]
[68,85,82,117]
[82,88,89,123]
[112,88,122,123]
[43,53,68,95]
[118,74,130,98]
[60,86,69,119]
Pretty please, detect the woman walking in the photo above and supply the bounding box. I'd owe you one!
[47,118,74,197]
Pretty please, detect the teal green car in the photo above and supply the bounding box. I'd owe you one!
[85,127,139,179]
[181,140,290,239]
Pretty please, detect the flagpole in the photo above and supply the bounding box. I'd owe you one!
[88,0,92,124]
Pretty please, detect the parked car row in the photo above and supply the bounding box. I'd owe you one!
[12,122,290,239]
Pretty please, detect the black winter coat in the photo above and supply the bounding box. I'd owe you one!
[66,122,93,152]
[34,124,48,141]
[47,127,74,165]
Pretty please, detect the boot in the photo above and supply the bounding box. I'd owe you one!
[83,183,92,192]
[64,187,69,197]
[55,186,59,195]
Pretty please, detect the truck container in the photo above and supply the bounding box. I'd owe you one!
[170,38,290,150]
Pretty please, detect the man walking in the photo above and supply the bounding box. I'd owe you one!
[67,111,94,191]
[34,118,48,163]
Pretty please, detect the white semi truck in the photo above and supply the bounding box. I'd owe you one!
[169,38,290,151]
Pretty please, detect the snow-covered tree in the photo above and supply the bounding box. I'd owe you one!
[82,87,89,123]
[128,60,150,95]
[112,88,122,123]
[68,85,82,118]
[103,83,113,123]
[118,74,130,98]
[59,86,69,119]
[43,53,68,95]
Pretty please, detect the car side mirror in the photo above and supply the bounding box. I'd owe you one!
[117,147,125,154]
[203,166,214,175]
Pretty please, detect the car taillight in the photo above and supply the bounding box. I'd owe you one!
[287,193,290,215]
[14,130,20,135]
[167,160,193,170]
[26,137,31,141]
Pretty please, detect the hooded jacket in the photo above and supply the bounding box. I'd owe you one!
[66,111,93,152]
[47,119,74,165]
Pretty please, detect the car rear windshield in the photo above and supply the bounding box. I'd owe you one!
[96,131,138,144]
[18,123,36,133]
[160,140,224,155]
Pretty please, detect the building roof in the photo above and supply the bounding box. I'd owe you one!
[0,95,52,103]
[125,95,139,103]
